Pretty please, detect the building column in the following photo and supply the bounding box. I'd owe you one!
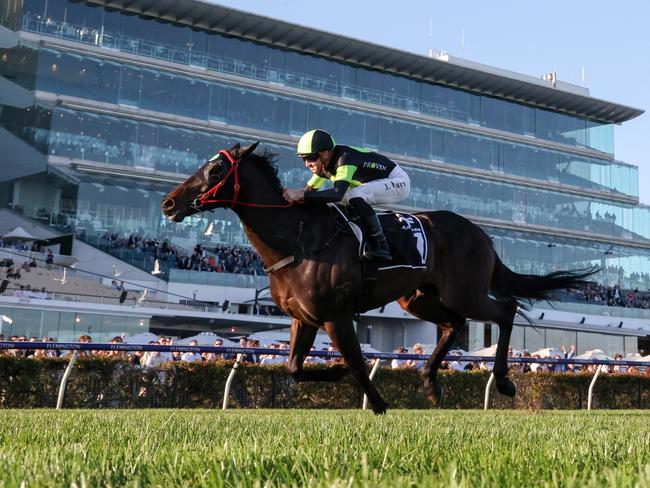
[467,321,484,351]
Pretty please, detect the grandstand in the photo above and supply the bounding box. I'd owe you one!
[0,0,648,356]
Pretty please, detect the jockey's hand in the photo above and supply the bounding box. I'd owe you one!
[283,189,305,203]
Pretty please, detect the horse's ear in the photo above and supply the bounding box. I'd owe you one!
[227,143,241,158]
[240,141,259,157]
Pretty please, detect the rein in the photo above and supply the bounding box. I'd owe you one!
[193,150,294,210]
[188,149,347,274]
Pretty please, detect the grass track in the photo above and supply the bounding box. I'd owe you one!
[0,410,649,487]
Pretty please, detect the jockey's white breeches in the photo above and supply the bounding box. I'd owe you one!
[340,165,410,206]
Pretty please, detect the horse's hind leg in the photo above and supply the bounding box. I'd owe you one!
[323,317,388,414]
[287,318,348,382]
[398,287,464,405]
[491,299,518,397]
[442,292,519,397]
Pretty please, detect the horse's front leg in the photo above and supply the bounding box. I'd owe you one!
[287,318,349,382]
[324,317,388,414]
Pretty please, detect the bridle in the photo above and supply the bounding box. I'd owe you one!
[192,150,241,210]
[191,150,293,211]
[180,148,351,275]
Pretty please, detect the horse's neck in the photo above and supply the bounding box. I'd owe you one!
[236,204,334,266]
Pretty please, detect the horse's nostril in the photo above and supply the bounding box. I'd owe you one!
[161,198,175,211]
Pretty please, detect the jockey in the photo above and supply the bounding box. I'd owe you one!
[283,129,410,261]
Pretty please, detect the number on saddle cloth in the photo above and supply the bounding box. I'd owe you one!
[332,205,428,269]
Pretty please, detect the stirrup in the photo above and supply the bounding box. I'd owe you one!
[363,241,391,261]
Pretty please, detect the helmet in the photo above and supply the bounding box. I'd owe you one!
[296,129,335,156]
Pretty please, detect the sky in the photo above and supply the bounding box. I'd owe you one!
[211,0,650,205]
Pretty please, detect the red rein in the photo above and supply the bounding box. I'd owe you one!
[196,150,293,209]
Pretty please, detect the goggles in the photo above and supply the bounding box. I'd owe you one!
[299,152,320,162]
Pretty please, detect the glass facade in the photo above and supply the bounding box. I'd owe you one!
[1,0,648,301]
[488,227,650,290]
[3,104,648,243]
[8,45,632,197]
[19,0,615,154]
[0,0,21,30]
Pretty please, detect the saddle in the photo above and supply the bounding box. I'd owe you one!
[331,204,428,270]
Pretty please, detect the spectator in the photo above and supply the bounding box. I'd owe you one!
[448,352,464,372]
[244,339,260,363]
[205,338,225,362]
[141,341,165,368]
[78,334,94,356]
[519,351,532,373]
[530,354,544,372]
[612,353,626,374]
[304,346,325,364]
[390,346,408,369]
[260,343,285,365]
[236,337,255,363]
[157,336,174,362]
[180,340,203,362]
[406,343,426,370]
[552,344,575,373]
[105,335,128,359]
[7,267,21,279]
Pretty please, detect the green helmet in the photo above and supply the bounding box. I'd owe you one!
[296,129,335,156]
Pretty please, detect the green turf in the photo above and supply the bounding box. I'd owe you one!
[0,410,649,487]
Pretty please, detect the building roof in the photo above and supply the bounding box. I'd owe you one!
[83,0,643,124]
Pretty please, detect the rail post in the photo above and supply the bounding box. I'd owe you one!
[362,358,382,410]
[222,353,243,410]
[56,350,79,410]
[483,373,495,410]
[587,364,603,411]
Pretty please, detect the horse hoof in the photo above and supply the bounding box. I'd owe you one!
[496,378,516,397]
[372,401,388,415]
[426,383,444,406]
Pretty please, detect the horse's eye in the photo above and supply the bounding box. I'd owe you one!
[208,163,223,179]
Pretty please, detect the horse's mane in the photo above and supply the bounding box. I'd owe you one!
[248,150,285,195]
[246,149,329,214]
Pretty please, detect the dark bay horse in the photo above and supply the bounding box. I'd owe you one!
[161,142,596,413]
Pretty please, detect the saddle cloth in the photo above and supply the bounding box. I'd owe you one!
[331,205,428,270]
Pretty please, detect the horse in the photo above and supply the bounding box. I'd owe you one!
[161,142,597,413]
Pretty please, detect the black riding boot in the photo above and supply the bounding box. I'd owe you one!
[349,197,391,261]
[363,213,392,261]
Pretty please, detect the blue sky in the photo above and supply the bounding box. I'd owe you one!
[212,0,650,204]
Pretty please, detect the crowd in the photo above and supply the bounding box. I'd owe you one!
[1,254,52,299]
[566,283,650,309]
[4,231,650,314]
[0,240,47,253]
[96,231,650,310]
[0,334,339,366]
[390,343,649,375]
[176,244,265,275]
[100,232,266,275]
[1,335,646,375]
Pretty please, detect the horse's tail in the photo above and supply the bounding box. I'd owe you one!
[490,257,599,308]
